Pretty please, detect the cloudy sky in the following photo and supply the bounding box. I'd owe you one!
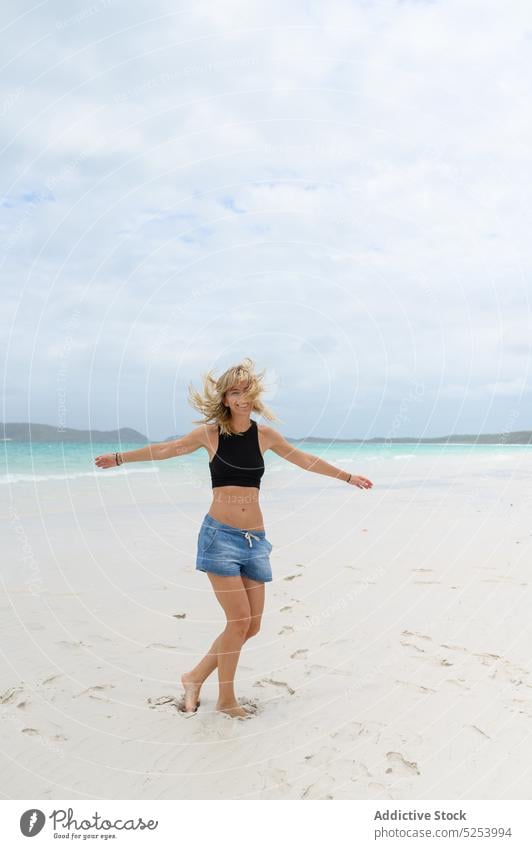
[1,0,531,441]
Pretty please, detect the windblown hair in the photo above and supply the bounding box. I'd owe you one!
[187,357,281,436]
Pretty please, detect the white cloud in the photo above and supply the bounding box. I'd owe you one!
[1,0,531,437]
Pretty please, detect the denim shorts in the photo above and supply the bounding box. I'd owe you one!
[196,514,273,583]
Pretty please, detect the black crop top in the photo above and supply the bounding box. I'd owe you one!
[209,419,265,489]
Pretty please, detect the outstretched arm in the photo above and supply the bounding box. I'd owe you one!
[94,427,206,468]
[266,427,373,489]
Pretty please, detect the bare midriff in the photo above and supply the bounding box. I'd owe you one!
[208,486,264,532]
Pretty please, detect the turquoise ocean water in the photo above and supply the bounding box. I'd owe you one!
[1,440,531,485]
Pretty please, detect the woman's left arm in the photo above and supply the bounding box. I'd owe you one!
[265,427,373,489]
[304,454,373,488]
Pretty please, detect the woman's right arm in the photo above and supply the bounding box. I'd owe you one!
[94,427,206,468]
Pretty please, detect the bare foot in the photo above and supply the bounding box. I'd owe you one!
[216,700,251,719]
[180,672,201,713]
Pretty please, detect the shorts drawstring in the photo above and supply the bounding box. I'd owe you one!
[243,531,261,548]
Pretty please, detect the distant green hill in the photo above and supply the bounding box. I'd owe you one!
[1,422,149,443]
[294,432,532,444]
[2,422,531,445]
[163,429,532,445]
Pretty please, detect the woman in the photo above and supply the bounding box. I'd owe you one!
[94,358,373,719]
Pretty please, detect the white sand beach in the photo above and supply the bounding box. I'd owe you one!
[1,449,531,800]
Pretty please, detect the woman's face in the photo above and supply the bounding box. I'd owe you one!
[224,380,251,415]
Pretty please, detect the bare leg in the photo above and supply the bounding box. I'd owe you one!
[182,575,265,717]
[183,576,265,690]
[181,631,223,710]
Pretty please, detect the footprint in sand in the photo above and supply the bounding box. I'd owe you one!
[445,678,470,690]
[368,781,393,798]
[473,651,502,666]
[300,779,335,799]
[440,643,530,685]
[147,694,261,719]
[440,642,468,653]
[400,632,430,653]
[73,684,115,700]
[280,606,292,613]
[0,685,24,704]
[42,674,63,686]
[402,630,432,642]
[147,695,197,716]
[253,677,295,696]
[385,751,420,776]
[239,697,261,715]
[283,573,302,581]
[21,726,69,743]
[278,625,294,635]
[146,643,178,650]
[487,659,529,685]
[401,631,454,669]
[306,663,350,678]
[504,661,529,684]
[290,649,309,659]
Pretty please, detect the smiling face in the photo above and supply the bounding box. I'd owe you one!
[223,379,252,417]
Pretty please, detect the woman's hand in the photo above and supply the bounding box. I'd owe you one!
[94,453,119,469]
[347,475,373,489]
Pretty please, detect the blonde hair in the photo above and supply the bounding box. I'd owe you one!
[188,357,281,436]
